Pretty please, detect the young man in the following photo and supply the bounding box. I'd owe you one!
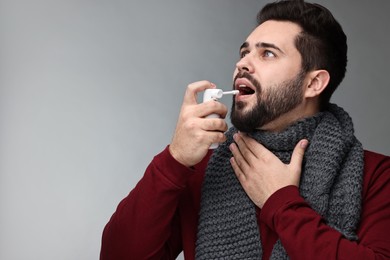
[100,1,390,259]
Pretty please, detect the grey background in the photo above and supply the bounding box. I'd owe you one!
[0,0,388,259]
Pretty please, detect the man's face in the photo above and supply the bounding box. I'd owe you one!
[230,20,306,132]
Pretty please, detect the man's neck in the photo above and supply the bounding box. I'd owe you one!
[259,102,320,132]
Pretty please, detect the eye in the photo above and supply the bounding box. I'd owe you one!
[240,50,249,58]
[263,50,276,58]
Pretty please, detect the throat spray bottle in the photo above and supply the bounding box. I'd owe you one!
[202,89,239,149]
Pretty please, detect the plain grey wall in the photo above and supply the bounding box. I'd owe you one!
[0,1,388,259]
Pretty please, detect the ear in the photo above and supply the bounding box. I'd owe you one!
[304,70,330,98]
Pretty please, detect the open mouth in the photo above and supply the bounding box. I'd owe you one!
[238,84,255,96]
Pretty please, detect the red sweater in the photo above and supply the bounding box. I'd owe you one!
[100,147,390,260]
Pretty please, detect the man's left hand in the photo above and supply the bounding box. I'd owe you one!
[229,132,308,208]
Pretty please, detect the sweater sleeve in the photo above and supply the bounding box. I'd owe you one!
[100,146,208,260]
[260,153,390,260]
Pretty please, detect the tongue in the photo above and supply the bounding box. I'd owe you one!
[239,86,255,95]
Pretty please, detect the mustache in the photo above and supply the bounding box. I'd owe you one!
[233,71,261,91]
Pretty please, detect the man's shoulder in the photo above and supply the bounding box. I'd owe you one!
[364,150,390,163]
[363,150,390,183]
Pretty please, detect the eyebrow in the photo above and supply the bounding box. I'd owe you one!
[239,41,285,54]
[239,42,249,51]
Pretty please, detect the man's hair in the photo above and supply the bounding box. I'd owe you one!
[257,0,347,109]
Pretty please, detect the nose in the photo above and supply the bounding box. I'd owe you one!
[236,55,254,74]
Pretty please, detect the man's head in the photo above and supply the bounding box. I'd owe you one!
[230,0,347,132]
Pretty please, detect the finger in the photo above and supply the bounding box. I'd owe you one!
[201,118,228,132]
[183,81,216,105]
[233,133,258,164]
[239,133,269,160]
[196,100,228,118]
[207,131,227,146]
[179,121,226,149]
[229,142,250,170]
[290,139,308,167]
[289,139,309,182]
[230,157,246,181]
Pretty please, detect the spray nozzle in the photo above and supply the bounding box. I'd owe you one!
[203,89,239,101]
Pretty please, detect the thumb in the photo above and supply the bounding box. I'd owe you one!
[289,139,309,184]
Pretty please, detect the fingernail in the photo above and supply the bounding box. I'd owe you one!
[301,140,309,148]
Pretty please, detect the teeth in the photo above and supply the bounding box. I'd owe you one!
[238,84,246,88]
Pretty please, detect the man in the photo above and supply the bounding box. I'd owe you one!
[100,1,390,259]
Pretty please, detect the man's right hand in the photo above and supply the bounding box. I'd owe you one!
[169,81,229,167]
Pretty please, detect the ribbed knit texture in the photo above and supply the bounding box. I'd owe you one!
[195,104,364,259]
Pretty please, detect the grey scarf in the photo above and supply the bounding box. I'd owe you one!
[195,104,364,259]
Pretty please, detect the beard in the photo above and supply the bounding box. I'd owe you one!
[230,70,306,133]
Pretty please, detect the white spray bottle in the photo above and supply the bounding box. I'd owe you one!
[202,89,239,149]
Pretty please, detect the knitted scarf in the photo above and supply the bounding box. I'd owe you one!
[195,104,364,259]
